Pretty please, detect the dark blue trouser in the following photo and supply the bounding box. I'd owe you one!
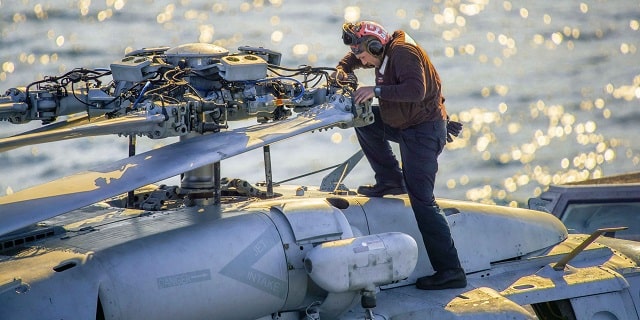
[355,106,463,272]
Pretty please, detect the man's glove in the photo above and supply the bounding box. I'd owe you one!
[332,67,348,81]
[446,118,463,142]
[331,67,358,91]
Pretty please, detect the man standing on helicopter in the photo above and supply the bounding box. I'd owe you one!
[333,20,466,290]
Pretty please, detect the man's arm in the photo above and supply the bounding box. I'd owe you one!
[379,46,427,102]
[336,52,366,73]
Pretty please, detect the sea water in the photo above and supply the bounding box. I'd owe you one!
[0,0,638,206]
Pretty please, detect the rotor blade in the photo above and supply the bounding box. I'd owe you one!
[0,102,354,236]
[0,114,165,152]
[9,113,97,137]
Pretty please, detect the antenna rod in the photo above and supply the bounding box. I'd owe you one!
[263,145,273,197]
[127,135,137,208]
[553,226,628,270]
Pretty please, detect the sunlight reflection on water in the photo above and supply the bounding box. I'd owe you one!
[0,0,639,206]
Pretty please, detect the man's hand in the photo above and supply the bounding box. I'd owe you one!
[331,68,348,81]
[353,86,375,105]
[446,119,463,142]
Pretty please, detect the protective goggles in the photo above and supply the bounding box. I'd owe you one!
[342,23,362,46]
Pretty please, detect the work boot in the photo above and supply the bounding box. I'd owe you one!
[416,268,467,290]
[357,183,406,197]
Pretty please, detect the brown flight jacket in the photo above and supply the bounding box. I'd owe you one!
[337,30,447,129]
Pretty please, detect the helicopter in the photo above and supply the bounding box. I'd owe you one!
[1,42,639,320]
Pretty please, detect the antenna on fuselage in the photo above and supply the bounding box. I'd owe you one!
[553,226,628,271]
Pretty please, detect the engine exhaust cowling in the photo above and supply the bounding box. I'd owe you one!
[304,232,418,293]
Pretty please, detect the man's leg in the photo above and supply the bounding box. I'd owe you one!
[399,120,466,289]
[355,106,404,195]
